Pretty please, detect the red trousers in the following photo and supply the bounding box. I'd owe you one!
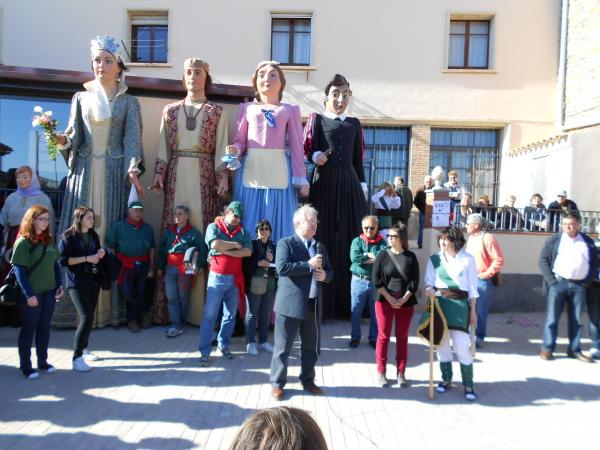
[375,301,414,375]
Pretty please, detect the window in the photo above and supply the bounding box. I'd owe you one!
[448,20,490,69]
[0,96,70,218]
[429,128,499,203]
[363,127,410,193]
[271,18,311,65]
[130,13,168,63]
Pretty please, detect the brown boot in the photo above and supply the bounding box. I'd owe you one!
[128,320,141,333]
[141,311,152,329]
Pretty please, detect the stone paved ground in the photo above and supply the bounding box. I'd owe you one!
[0,312,598,450]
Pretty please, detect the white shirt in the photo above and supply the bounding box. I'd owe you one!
[322,110,347,121]
[553,232,590,280]
[296,233,319,298]
[371,189,401,210]
[424,250,479,299]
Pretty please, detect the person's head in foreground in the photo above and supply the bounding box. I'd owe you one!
[229,406,328,450]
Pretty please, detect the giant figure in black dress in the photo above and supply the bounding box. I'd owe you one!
[303,74,368,318]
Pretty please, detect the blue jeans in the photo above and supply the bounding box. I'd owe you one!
[417,212,425,248]
[542,278,587,353]
[120,261,149,322]
[17,290,56,372]
[476,278,493,340]
[165,265,192,329]
[199,272,239,356]
[350,275,378,342]
[245,287,276,344]
[586,284,600,351]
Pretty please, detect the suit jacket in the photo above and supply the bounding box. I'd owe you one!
[538,231,598,290]
[274,234,333,320]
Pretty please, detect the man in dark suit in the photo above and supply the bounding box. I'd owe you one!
[270,205,333,400]
[538,211,597,362]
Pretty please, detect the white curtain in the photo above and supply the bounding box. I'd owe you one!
[448,35,465,67]
[271,32,289,63]
[293,33,311,64]
[469,35,488,67]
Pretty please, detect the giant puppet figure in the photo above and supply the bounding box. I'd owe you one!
[229,61,309,241]
[53,35,144,328]
[303,74,368,318]
[151,58,229,325]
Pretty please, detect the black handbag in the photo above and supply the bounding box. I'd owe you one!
[0,245,48,306]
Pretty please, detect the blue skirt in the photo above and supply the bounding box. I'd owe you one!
[233,152,298,242]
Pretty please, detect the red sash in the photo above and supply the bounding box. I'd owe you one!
[166,224,193,273]
[211,217,246,316]
[116,253,149,285]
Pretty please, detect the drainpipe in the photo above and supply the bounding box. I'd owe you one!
[557,0,568,130]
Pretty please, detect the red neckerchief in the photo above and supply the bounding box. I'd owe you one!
[127,217,144,230]
[360,233,383,245]
[215,217,242,238]
[169,224,193,247]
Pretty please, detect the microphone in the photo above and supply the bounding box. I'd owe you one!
[315,242,325,271]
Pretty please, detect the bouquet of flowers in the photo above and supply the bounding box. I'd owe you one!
[32,106,59,160]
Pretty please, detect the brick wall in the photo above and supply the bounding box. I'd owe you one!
[408,125,431,194]
[564,0,600,128]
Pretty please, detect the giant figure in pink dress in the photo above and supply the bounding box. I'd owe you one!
[230,61,308,241]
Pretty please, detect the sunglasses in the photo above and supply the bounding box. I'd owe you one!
[258,227,271,231]
[363,226,376,230]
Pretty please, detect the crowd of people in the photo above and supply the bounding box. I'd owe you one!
[1,35,598,416]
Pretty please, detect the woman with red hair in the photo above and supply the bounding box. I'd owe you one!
[0,166,54,326]
[11,205,63,379]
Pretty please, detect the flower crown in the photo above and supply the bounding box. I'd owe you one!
[90,35,120,57]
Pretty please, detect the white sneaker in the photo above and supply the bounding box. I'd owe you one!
[258,342,274,353]
[247,343,258,356]
[72,357,92,372]
[590,348,600,359]
[83,349,99,361]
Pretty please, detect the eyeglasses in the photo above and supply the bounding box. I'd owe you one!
[233,214,241,219]
[387,234,399,239]
[363,226,376,230]
[35,217,50,222]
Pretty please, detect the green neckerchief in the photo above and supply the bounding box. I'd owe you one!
[430,253,460,290]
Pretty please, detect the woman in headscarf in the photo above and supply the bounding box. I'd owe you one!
[53,35,144,328]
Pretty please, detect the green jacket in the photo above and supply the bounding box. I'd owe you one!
[158,225,205,270]
[349,236,388,278]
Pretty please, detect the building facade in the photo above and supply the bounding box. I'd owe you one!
[0,0,580,230]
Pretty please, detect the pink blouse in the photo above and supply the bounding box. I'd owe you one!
[232,102,306,180]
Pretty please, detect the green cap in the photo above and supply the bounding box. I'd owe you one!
[228,201,244,218]
[128,201,144,209]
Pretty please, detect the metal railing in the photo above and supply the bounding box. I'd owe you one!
[451,205,600,234]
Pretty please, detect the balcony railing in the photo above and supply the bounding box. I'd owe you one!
[451,205,600,234]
